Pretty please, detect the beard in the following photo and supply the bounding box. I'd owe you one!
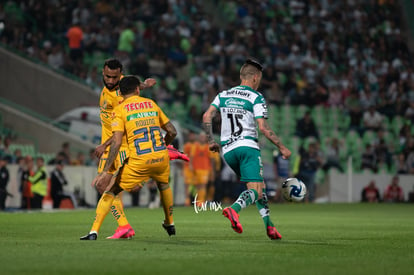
[103,77,119,91]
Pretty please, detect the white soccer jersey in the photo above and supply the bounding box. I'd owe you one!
[211,85,268,154]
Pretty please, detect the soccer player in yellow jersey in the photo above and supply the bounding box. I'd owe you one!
[93,59,156,239]
[81,75,177,240]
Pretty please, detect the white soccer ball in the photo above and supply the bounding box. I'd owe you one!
[282,178,307,202]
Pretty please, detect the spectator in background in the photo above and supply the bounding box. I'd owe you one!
[21,156,34,209]
[117,22,135,69]
[28,157,47,209]
[272,150,290,202]
[0,157,10,210]
[50,160,69,209]
[395,153,408,174]
[383,175,404,203]
[2,136,12,160]
[295,111,319,140]
[47,44,64,70]
[72,152,86,166]
[66,22,83,65]
[0,136,4,155]
[58,142,71,165]
[406,146,414,174]
[345,90,364,135]
[11,148,22,164]
[323,137,344,172]
[361,180,381,203]
[362,105,383,132]
[85,149,99,167]
[398,123,411,148]
[361,144,377,173]
[297,142,323,202]
[48,152,67,165]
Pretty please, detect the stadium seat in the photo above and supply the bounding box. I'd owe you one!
[295,105,309,120]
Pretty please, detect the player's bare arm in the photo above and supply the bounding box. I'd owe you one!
[257,118,291,159]
[93,131,122,193]
[102,131,122,173]
[140,78,157,90]
[94,135,113,158]
[202,105,220,152]
[161,121,177,146]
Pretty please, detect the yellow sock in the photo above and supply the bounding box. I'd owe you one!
[91,192,115,233]
[159,187,174,225]
[111,192,129,227]
[197,187,207,203]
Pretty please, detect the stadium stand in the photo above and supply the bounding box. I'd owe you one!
[0,0,413,177]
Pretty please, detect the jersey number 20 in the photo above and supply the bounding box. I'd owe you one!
[133,126,166,155]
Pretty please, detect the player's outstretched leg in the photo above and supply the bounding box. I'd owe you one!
[80,192,116,240]
[222,189,259,234]
[106,193,135,239]
[256,188,281,240]
[158,183,175,236]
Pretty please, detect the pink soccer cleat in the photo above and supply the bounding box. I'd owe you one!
[106,225,135,239]
[222,207,243,234]
[167,145,189,162]
[266,226,282,240]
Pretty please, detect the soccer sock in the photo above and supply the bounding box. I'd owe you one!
[111,193,130,227]
[256,188,274,227]
[231,189,259,213]
[159,187,174,225]
[91,192,115,234]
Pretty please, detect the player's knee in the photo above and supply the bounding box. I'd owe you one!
[157,182,170,191]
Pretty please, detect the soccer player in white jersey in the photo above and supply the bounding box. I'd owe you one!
[202,58,291,240]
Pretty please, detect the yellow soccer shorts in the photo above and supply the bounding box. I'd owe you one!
[98,149,128,174]
[183,167,195,185]
[117,155,170,192]
[193,169,209,185]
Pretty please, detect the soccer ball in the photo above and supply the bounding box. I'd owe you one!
[282,178,307,202]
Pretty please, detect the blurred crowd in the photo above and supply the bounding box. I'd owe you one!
[1,0,414,204]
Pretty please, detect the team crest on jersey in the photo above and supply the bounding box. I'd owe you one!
[224,98,246,108]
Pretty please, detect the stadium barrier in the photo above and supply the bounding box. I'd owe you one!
[4,161,186,209]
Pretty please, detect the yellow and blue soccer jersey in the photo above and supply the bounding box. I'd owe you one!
[98,85,128,173]
[112,95,170,162]
[99,86,124,144]
[111,95,171,190]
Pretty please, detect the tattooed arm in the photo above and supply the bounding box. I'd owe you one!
[202,105,220,152]
[161,121,177,146]
[102,131,123,173]
[94,135,113,158]
[256,118,291,159]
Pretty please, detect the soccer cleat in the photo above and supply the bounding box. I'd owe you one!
[80,232,97,240]
[167,145,190,162]
[162,223,176,236]
[106,225,135,239]
[222,207,243,233]
[266,226,282,240]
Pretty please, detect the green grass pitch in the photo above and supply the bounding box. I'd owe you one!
[0,203,413,275]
